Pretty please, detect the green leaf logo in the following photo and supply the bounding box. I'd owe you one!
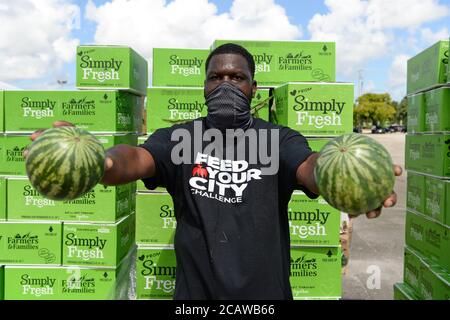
[323,45,328,52]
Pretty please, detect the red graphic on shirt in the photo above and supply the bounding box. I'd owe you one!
[192,164,208,178]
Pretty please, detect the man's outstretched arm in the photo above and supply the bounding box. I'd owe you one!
[27,121,157,187]
[296,152,402,219]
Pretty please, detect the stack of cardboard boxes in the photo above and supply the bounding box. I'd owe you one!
[0,45,147,300]
[395,39,450,300]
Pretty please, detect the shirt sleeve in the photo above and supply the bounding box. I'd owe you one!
[279,127,318,199]
[138,128,176,192]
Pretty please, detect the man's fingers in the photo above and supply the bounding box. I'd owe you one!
[23,148,29,159]
[383,191,397,208]
[393,165,402,176]
[53,120,75,127]
[30,129,46,141]
[104,157,113,171]
[366,207,382,219]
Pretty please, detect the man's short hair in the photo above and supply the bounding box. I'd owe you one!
[205,43,255,79]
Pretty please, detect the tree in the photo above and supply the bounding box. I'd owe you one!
[353,93,397,128]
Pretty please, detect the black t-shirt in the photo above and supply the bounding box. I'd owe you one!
[139,117,316,299]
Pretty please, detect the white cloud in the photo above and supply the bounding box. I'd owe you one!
[85,0,301,61]
[387,54,409,99]
[420,27,450,47]
[0,81,21,90]
[0,0,80,81]
[308,0,450,79]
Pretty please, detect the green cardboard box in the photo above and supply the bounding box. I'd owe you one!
[7,177,135,223]
[62,214,134,267]
[0,265,4,300]
[418,258,450,300]
[0,221,62,265]
[136,246,176,300]
[273,82,354,137]
[393,282,420,300]
[290,246,342,299]
[403,246,424,294]
[288,192,340,246]
[212,40,336,85]
[4,256,134,300]
[424,87,450,133]
[407,40,449,94]
[404,246,450,300]
[405,134,450,178]
[306,138,332,153]
[0,134,28,176]
[0,177,6,220]
[4,90,141,133]
[0,90,4,133]
[425,175,450,226]
[406,171,426,213]
[407,93,425,133]
[136,193,175,246]
[76,45,148,96]
[0,134,137,176]
[152,48,209,87]
[146,87,270,134]
[405,210,449,272]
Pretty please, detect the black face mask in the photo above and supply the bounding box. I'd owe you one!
[205,82,253,131]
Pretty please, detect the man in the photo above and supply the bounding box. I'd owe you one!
[30,43,401,300]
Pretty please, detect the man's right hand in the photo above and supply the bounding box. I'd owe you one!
[24,120,114,172]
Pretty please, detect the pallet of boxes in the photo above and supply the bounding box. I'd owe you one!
[0,45,147,300]
[394,39,450,300]
[135,40,354,300]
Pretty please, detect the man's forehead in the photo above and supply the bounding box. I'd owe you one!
[207,53,250,73]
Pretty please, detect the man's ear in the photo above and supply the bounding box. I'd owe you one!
[252,80,257,98]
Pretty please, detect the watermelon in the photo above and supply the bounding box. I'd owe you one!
[25,126,105,201]
[314,133,395,215]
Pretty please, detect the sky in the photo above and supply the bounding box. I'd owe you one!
[0,0,449,101]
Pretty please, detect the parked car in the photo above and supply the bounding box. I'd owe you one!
[371,125,387,134]
[353,127,362,133]
[387,124,406,133]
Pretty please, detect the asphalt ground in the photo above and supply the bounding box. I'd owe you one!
[341,132,407,300]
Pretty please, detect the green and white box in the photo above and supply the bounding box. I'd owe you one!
[0,265,4,300]
[4,90,140,133]
[7,177,135,223]
[0,134,137,176]
[0,134,28,176]
[424,87,450,133]
[407,93,425,133]
[407,40,449,94]
[407,171,426,213]
[405,210,449,272]
[273,82,354,137]
[425,176,450,227]
[418,258,450,300]
[152,48,209,87]
[136,246,176,300]
[404,246,450,300]
[0,90,4,133]
[76,45,148,96]
[0,221,62,265]
[136,193,175,246]
[212,40,336,85]
[4,262,132,300]
[393,283,420,300]
[290,246,342,299]
[146,87,271,134]
[405,134,450,178]
[0,177,6,220]
[62,214,135,268]
[288,192,340,247]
